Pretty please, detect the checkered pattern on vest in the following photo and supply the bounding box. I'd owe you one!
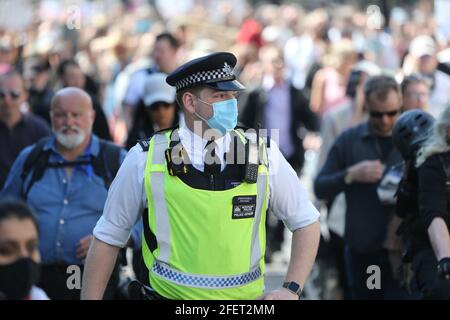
[152,261,262,289]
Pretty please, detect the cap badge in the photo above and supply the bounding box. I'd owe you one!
[223,62,233,75]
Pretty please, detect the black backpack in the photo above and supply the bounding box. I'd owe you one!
[20,137,122,199]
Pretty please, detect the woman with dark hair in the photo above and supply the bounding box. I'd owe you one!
[125,73,179,150]
[0,199,48,300]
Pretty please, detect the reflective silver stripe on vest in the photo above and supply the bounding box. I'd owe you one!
[151,133,171,263]
[250,172,267,268]
[152,261,262,289]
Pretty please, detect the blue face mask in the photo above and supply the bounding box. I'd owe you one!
[195,97,238,135]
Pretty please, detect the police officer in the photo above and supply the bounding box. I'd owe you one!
[81,52,320,300]
[394,108,450,299]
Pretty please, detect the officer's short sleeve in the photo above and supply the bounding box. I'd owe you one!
[267,140,320,232]
[93,144,148,248]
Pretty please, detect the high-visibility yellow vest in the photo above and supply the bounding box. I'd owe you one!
[142,128,269,300]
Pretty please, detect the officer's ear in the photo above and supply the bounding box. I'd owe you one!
[182,91,196,115]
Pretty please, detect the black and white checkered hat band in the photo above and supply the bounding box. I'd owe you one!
[175,67,234,90]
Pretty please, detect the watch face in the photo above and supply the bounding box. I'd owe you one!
[284,281,301,294]
[288,282,300,293]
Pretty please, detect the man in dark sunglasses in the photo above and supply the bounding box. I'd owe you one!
[315,75,409,299]
[0,70,51,189]
[366,80,401,138]
[0,88,21,100]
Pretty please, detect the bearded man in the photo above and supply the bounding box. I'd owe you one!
[1,87,126,300]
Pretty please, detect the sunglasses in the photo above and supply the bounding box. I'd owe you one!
[369,110,400,119]
[0,89,21,100]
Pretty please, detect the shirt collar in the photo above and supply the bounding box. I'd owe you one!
[178,123,230,169]
[179,123,230,148]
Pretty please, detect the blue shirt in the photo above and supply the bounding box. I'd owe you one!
[1,135,129,265]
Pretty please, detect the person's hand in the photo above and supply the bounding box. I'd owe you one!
[303,133,322,151]
[437,257,450,280]
[256,288,299,300]
[347,160,385,184]
[76,235,93,260]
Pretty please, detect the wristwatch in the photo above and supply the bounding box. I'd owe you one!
[282,281,302,298]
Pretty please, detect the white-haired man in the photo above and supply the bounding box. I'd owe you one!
[1,87,127,300]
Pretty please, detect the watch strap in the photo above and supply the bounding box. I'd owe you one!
[282,281,302,298]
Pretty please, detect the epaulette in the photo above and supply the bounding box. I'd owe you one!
[139,126,180,151]
[138,139,150,152]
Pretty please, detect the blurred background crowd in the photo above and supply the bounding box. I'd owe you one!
[1,0,450,300]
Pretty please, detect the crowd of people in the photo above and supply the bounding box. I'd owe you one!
[1,0,450,300]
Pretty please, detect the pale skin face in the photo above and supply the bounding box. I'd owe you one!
[0,218,40,265]
[50,88,95,155]
[152,39,177,74]
[268,57,285,85]
[367,89,401,137]
[417,55,438,75]
[62,65,86,89]
[403,82,429,111]
[0,74,28,121]
[29,69,50,92]
[182,87,237,135]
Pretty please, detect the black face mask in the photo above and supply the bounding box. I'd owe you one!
[0,258,40,300]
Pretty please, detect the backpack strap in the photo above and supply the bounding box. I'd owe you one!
[21,137,122,198]
[91,139,123,190]
[137,126,179,152]
[20,137,52,199]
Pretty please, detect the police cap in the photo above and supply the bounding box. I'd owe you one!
[166,52,246,92]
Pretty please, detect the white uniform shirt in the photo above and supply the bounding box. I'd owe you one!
[93,125,320,248]
[29,286,49,300]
